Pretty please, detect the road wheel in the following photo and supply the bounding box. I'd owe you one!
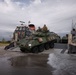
[49,42,54,48]
[45,43,49,50]
[39,44,44,52]
[32,46,39,53]
[20,48,25,52]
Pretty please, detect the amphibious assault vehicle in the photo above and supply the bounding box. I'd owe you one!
[4,22,35,50]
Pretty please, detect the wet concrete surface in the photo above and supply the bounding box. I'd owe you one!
[0,46,76,75]
[0,54,53,75]
[54,43,68,49]
[48,53,76,75]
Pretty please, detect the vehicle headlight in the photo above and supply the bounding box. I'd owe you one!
[28,44,32,47]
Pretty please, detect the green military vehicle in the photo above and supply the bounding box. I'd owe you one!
[18,30,60,53]
[61,34,68,44]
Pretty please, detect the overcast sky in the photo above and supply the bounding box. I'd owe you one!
[0,0,76,40]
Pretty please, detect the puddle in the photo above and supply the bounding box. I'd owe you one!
[9,54,49,67]
[0,54,54,75]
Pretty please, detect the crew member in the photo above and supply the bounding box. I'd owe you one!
[42,24,48,32]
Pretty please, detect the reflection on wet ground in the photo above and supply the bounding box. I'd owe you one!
[9,54,48,67]
[0,54,53,75]
[0,50,76,75]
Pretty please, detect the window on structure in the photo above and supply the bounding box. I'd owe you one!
[22,27,23,30]
[20,27,22,30]
[18,27,20,30]
[22,27,25,30]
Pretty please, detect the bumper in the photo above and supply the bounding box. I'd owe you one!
[20,45,32,52]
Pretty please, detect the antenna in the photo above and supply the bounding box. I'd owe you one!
[74,23,76,29]
[28,21,31,25]
[72,19,73,30]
